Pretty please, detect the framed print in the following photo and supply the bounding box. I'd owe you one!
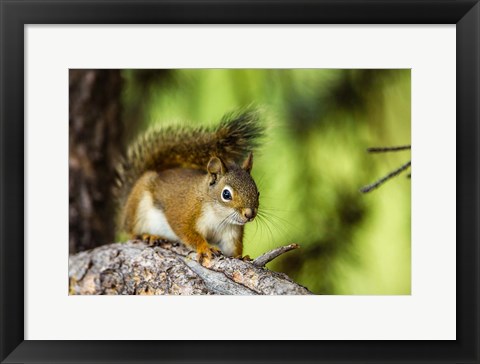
[1,1,479,363]
[67,68,412,297]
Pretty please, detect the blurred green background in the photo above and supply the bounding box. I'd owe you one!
[122,69,411,295]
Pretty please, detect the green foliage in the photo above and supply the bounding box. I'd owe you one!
[122,69,411,295]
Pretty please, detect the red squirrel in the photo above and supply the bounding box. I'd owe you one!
[116,108,264,265]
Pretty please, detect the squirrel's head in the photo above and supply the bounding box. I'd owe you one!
[206,153,259,225]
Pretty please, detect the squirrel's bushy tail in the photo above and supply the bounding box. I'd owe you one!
[115,107,264,206]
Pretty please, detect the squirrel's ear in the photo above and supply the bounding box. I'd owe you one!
[207,157,226,184]
[242,152,253,174]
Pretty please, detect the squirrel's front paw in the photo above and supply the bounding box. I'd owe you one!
[197,246,221,267]
[210,246,222,257]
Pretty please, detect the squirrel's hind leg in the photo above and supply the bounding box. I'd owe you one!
[132,234,168,246]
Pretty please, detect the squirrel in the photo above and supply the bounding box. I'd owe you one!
[115,108,264,265]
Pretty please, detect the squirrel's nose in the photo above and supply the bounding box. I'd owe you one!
[243,208,256,221]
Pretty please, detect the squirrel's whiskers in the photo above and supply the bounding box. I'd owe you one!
[254,208,296,242]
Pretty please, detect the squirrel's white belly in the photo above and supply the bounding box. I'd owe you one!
[215,226,241,256]
[136,193,180,242]
[196,204,241,257]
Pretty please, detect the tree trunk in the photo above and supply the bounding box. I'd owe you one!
[69,241,312,295]
[69,69,123,254]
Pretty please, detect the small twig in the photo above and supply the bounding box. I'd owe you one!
[360,160,411,193]
[367,145,411,153]
[253,243,300,267]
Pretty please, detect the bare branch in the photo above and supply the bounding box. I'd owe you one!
[367,145,411,153]
[360,160,411,193]
[252,243,300,267]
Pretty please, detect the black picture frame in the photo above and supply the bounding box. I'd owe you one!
[1,1,478,363]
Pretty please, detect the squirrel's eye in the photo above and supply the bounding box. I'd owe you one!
[222,189,232,201]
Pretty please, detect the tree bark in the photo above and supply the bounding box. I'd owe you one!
[69,69,123,254]
[69,241,312,295]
